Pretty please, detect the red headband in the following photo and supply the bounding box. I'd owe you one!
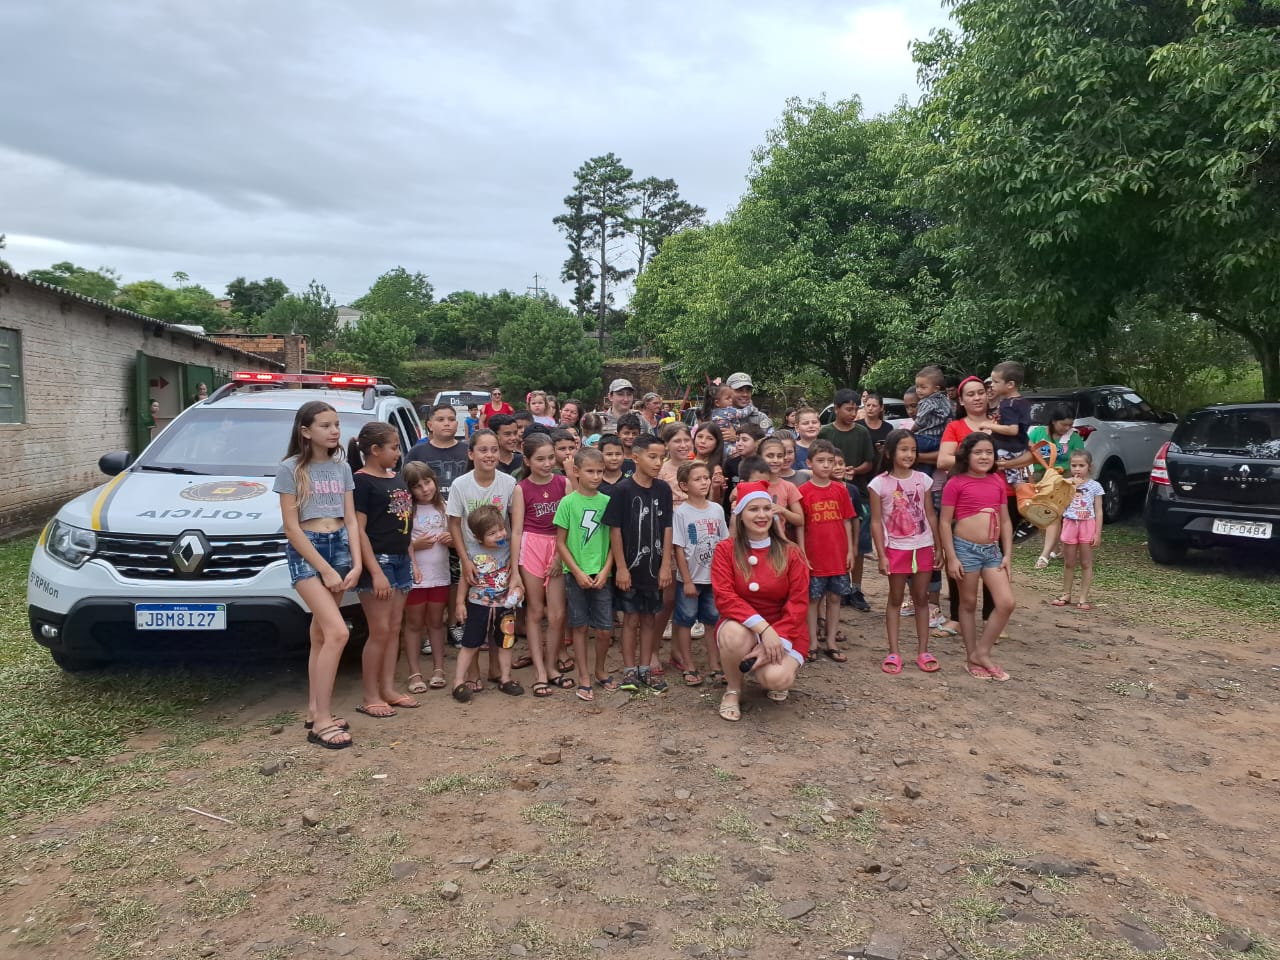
[956,376,985,392]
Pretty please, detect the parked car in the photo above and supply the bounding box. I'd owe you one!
[432,390,491,437]
[28,372,423,671]
[1143,402,1280,564]
[818,398,910,426]
[1022,386,1177,522]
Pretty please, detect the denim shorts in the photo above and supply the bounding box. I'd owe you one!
[674,582,718,627]
[357,552,414,593]
[809,573,852,600]
[286,529,352,586]
[613,585,663,615]
[565,577,613,630]
[952,536,1003,573]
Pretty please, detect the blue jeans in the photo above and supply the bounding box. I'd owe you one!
[286,529,352,586]
[952,536,1003,573]
[358,552,414,593]
[674,582,718,627]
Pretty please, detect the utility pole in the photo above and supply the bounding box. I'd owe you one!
[526,274,545,298]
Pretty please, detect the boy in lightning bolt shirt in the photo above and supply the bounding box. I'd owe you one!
[554,447,615,702]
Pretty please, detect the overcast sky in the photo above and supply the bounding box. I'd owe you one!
[0,0,951,306]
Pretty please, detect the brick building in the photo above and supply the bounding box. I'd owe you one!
[0,268,282,532]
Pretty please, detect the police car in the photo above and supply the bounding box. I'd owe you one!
[28,372,423,670]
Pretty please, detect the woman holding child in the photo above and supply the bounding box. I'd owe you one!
[711,481,811,721]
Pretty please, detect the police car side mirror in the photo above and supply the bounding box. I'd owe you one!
[98,451,133,476]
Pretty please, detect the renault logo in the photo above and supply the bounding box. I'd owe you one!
[170,531,209,575]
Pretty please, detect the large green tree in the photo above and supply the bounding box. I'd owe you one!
[497,296,602,398]
[116,276,229,331]
[256,280,339,344]
[560,154,637,346]
[225,276,288,318]
[552,193,596,321]
[912,0,1280,397]
[353,267,434,345]
[26,261,121,301]
[340,311,415,383]
[633,99,938,388]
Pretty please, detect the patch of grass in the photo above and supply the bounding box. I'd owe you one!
[0,537,255,831]
[521,801,573,826]
[792,782,829,799]
[673,887,799,951]
[291,912,341,937]
[661,854,720,893]
[342,832,406,900]
[1106,679,1154,698]
[185,886,254,920]
[96,896,160,960]
[421,772,506,795]
[1016,522,1280,628]
[714,807,759,842]
[712,767,740,782]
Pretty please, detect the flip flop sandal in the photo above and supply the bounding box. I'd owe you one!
[468,680,486,693]
[930,624,960,638]
[881,654,904,674]
[429,670,448,689]
[805,652,819,664]
[650,664,666,678]
[356,702,397,718]
[576,685,594,702]
[452,684,472,703]
[682,669,704,687]
[708,670,727,685]
[835,631,850,643]
[1051,596,1072,607]
[987,664,1011,682]
[307,723,352,750]
[596,675,620,691]
[822,647,848,663]
[386,694,420,709]
[1034,556,1050,569]
[532,681,554,698]
[556,657,576,673]
[304,718,349,731]
[406,673,429,694]
[548,674,576,689]
[510,655,533,670]
[1076,601,1095,611]
[718,691,741,722]
[498,680,525,696]
[766,689,790,702]
[965,663,992,680]
[916,652,941,673]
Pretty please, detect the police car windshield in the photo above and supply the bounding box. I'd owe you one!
[135,408,374,476]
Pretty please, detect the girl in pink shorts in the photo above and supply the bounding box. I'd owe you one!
[868,430,942,674]
[510,433,572,695]
[1053,451,1104,611]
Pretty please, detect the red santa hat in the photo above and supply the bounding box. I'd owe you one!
[733,480,773,515]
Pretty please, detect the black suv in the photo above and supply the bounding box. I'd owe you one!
[1144,403,1280,564]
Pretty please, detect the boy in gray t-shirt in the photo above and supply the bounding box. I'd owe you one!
[273,456,355,521]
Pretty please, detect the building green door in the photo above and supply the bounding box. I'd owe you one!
[134,350,150,455]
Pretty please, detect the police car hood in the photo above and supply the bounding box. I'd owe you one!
[62,471,278,535]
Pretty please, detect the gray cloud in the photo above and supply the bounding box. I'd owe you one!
[0,0,951,304]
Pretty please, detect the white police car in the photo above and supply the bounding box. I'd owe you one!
[28,372,423,670]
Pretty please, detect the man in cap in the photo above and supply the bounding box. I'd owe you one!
[598,378,638,434]
[726,372,772,433]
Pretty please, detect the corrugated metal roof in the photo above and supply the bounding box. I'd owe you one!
[0,266,284,369]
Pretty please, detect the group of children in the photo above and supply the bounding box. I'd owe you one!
[276,363,1106,746]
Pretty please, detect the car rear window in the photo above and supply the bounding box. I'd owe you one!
[1028,397,1078,426]
[1174,408,1280,458]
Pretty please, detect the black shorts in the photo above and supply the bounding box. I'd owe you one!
[460,602,513,650]
[566,578,613,630]
[449,551,461,585]
[613,585,663,615]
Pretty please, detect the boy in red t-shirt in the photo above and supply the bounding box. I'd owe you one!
[797,440,855,663]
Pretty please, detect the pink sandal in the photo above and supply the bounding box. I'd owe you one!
[916,652,940,673]
[881,654,903,675]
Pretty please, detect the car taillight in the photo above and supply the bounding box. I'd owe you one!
[1150,443,1170,485]
[1076,425,1095,440]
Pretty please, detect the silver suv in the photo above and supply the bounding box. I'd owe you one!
[28,373,422,670]
[1024,386,1177,522]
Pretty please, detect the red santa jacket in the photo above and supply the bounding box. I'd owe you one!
[711,538,811,658]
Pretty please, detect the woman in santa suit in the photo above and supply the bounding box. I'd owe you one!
[711,481,811,721]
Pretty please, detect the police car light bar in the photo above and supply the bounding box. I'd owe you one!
[232,372,378,387]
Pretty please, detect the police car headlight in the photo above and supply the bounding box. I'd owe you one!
[46,520,97,569]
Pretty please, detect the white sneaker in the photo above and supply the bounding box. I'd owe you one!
[690,622,705,639]
[421,641,432,655]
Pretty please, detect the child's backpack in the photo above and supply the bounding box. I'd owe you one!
[1015,443,1075,528]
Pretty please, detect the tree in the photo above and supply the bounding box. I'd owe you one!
[340,311,415,383]
[559,154,637,346]
[256,280,339,344]
[632,100,938,388]
[353,267,434,345]
[497,296,602,398]
[26,261,121,301]
[552,192,596,321]
[116,277,229,331]
[225,276,289,318]
[911,0,1280,397]
[632,177,706,275]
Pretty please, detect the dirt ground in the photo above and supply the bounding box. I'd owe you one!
[1,549,1276,960]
